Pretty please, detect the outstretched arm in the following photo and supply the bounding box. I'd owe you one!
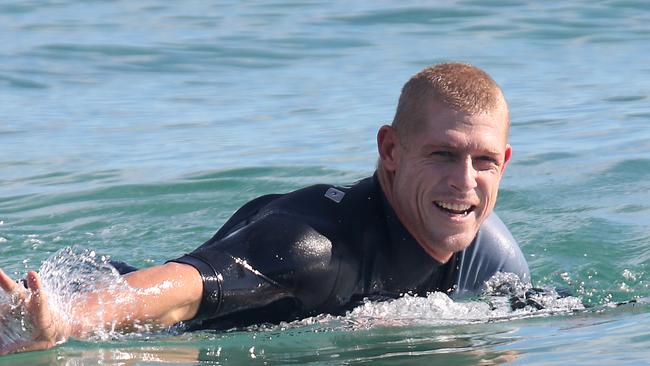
[0,262,202,355]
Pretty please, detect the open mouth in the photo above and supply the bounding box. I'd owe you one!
[434,201,476,216]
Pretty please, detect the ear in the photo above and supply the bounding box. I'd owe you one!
[501,143,512,174]
[377,125,400,172]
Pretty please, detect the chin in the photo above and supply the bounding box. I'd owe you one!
[436,232,476,253]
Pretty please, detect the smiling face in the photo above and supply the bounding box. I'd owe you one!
[377,100,511,263]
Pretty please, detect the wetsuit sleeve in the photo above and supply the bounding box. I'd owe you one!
[451,213,530,297]
[108,260,139,275]
[169,212,339,326]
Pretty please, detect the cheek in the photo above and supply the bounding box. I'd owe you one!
[395,167,427,199]
[478,174,501,201]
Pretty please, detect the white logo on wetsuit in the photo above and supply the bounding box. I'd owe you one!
[325,187,345,203]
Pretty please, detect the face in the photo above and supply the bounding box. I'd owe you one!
[378,101,511,263]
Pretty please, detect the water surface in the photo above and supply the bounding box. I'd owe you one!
[1,0,650,364]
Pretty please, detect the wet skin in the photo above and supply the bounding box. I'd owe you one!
[378,100,512,263]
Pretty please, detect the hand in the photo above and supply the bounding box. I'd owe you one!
[0,269,70,355]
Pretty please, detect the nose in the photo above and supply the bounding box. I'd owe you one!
[449,156,478,192]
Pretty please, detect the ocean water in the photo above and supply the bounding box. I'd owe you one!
[1,0,650,364]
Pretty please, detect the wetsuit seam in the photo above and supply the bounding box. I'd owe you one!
[466,240,480,290]
[318,248,344,311]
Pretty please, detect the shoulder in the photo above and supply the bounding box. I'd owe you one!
[476,214,523,260]
[186,176,374,292]
[208,178,366,241]
[452,213,530,295]
[271,176,375,216]
[210,176,375,270]
[196,209,334,269]
[175,209,341,313]
[193,177,376,280]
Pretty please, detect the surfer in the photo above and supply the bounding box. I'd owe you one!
[0,62,529,354]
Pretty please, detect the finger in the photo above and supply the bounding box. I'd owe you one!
[26,271,50,319]
[25,271,43,295]
[26,271,49,317]
[0,269,27,306]
[0,269,19,293]
[26,271,50,309]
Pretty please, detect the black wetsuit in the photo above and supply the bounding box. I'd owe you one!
[169,173,529,330]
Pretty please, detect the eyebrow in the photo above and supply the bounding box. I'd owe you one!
[422,143,502,156]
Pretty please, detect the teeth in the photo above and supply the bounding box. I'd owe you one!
[436,201,472,212]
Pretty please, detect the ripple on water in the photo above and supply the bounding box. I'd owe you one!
[594,158,650,182]
[331,7,487,26]
[0,74,49,89]
[603,95,647,103]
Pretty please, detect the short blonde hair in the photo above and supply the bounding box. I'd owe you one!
[392,63,507,139]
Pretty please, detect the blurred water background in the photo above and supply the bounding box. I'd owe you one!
[1,0,650,364]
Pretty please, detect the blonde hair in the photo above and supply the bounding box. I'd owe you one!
[392,63,507,139]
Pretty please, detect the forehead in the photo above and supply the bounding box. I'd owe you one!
[413,102,509,148]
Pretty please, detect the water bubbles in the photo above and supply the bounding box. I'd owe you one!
[204,346,222,357]
[617,269,644,295]
[603,293,613,303]
[560,272,572,284]
[483,272,529,296]
[25,234,43,249]
[622,269,637,281]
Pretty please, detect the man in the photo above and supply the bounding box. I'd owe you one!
[0,62,529,354]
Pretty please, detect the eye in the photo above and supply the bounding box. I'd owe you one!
[430,151,454,159]
[474,156,500,171]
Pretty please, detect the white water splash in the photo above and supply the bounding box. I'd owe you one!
[0,247,140,349]
[346,292,500,327]
[0,289,31,348]
[2,254,588,349]
[266,272,587,332]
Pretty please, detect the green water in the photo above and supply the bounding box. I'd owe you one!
[2,0,650,364]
